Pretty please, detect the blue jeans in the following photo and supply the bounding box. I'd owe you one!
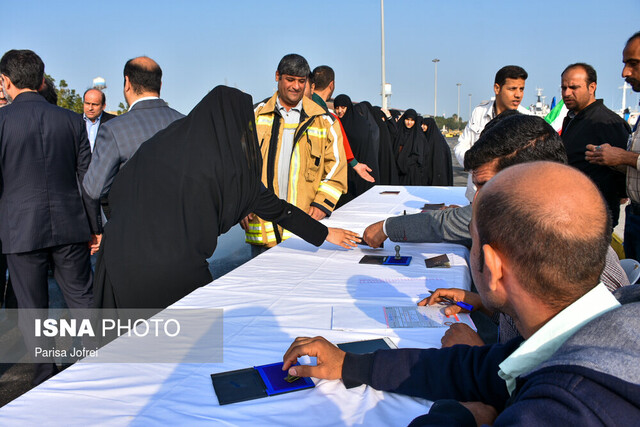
[624,204,640,260]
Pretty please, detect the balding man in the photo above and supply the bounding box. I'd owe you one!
[282,162,640,425]
[83,56,184,221]
[82,88,114,152]
[561,63,630,226]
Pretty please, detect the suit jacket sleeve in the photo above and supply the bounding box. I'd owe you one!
[83,123,121,200]
[385,204,473,247]
[254,185,328,246]
[75,117,101,234]
[310,118,348,215]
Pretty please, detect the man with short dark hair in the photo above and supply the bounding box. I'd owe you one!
[242,54,347,250]
[38,76,57,105]
[454,65,532,200]
[586,32,640,260]
[83,56,183,221]
[283,161,640,425]
[310,65,374,185]
[82,88,115,151]
[561,62,630,226]
[0,49,99,384]
[363,114,565,249]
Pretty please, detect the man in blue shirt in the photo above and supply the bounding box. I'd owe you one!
[82,88,114,152]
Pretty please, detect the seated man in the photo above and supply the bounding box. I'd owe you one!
[283,162,640,425]
[363,112,560,248]
[363,114,628,293]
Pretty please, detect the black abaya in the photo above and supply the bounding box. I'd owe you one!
[334,95,379,202]
[394,109,427,185]
[94,86,327,309]
[421,117,453,186]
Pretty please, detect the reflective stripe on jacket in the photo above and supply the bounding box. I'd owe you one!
[246,93,347,246]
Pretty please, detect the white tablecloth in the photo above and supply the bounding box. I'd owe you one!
[0,186,471,426]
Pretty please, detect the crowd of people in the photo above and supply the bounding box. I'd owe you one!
[0,29,640,423]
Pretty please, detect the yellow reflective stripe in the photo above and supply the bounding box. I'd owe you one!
[246,224,262,232]
[306,127,327,138]
[256,116,274,126]
[245,225,290,244]
[290,143,301,206]
[283,123,298,129]
[318,182,342,200]
[246,222,274,232]
[245,235,263,243]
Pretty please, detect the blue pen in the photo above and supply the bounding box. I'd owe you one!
[427,289,474,311]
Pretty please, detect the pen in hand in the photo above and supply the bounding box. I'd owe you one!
[427,289,474,312]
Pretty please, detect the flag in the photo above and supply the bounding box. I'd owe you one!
[545,98,568,134]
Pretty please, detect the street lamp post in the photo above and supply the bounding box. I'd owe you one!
[432,58,440,116]
[456,83,461,121]
[380,0,388,109]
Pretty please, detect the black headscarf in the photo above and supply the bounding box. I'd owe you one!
[370,105,399,185]
[97,86,263,309]
[421,117,453,185]
[333,95,379,204]
[393,109,427,185]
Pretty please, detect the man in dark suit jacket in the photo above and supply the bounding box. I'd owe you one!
[0,49,100,384]
[83,56,184,211]
[82,88,115,152]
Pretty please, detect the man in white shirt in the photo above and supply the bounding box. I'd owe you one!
[454,65,531,201]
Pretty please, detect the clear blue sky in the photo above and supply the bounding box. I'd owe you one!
[6,0,639,119]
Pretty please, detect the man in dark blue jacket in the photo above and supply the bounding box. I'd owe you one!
[283,161,640,425]
[0,49,100,384]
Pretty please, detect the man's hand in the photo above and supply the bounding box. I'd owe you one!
[586,143,638,167]
[89,234,102,255]
[308,206,327,220]
[362,220,387,248]
[326,228,361,249]
[353,162,375,183]
[240,213,255,230]
[418,288,481,316]
[441,323,485,347]
[282,336,345,380]
[459,401,498,426]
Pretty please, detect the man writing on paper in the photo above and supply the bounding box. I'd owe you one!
[283,162,640,425]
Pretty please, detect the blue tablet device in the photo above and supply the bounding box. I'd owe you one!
[255,362,315,395]
[211,362,314,405]
[383,256,412,266]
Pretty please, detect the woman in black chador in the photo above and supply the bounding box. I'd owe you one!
[421,117,453,186]
[94,86,359,309]
[393,109,427,185]
[333,94,379,205]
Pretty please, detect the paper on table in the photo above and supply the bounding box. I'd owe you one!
[332,304,476,331]
[384,305,476,330]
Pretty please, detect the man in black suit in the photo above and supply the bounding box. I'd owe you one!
[82,88,115,152]
[0,49,100,384]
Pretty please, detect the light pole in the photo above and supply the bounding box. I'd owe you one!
[468,93,472,120]
[456,83,461,121]
[432,58,440,116]
[380,0,388,109]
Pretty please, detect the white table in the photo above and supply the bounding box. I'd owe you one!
[0,186,471,426]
